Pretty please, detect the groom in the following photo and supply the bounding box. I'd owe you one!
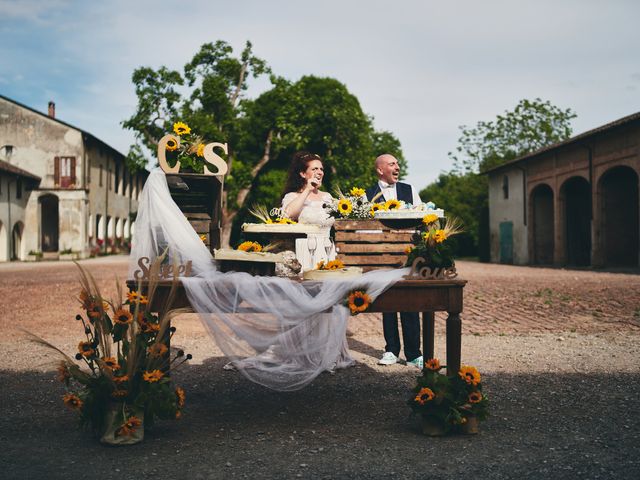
[366,154,423,369]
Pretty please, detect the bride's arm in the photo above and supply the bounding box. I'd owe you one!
[282,190,311,220]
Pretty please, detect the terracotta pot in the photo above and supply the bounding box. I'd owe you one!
[421,415,447,436]
[460,415,479,435]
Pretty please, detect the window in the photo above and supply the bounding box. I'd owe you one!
[1,145,14,159]
[502,175,509,199]
[54,156,76,188]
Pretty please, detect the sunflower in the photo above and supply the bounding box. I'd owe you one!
[143,369,164,383]
[468,391,483,404]
[369,202,385,217]
[140,320,160,334]
[148,343,168,357]
[103,357,120,370]
[87,301,108,319]
[199,234,207,242]
[414,387,435,405]
[176,387,186,409]
[237,241,262,252]
[422,213,438,226]
[173,121,191,136]
[384,199,401,210]
[113,375,129,384]
[56,363,70,383]
[404,245,413,255]
[425,358,441,371]
[349,187,365,197]
[326,259,345,270]
[433,229,447,243]
[79,289,90,307]
[337,198,353,216]
[459,365,481,386]
[63,393,83,410]
[113,308,133,325]
[111,389,128,399]
[126,291,139,302]
[78,341,95,358]
[165,138,179,151]
[196,143,205,157]
[115,416,142,437]
[347,290,371,314]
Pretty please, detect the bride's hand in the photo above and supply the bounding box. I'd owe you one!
[306,177,321,190]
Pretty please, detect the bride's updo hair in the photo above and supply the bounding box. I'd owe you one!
[281,151,323,198]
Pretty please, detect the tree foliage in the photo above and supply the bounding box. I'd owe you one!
[450,98,576,174]
[424,98,576,258]
[122,40,404,246]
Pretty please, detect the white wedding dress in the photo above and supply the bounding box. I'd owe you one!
[282,191,337,272]
[129,169,408,391]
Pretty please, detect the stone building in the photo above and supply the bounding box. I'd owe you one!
[0,94,148,260]
[485,111,639,268]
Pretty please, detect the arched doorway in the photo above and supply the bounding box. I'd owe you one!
[0,221,7,261]
[599,166,639,267]
[531,184,554,265]
[12,222,24,260]
[562,177,591,266]
[39,194,59,252]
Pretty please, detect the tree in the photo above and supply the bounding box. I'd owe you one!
[423,98,576,258]
[123,41,404,246]
[450,98,576,174]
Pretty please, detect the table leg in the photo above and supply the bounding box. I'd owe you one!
[422,312,435,361]
[446,312,461,376]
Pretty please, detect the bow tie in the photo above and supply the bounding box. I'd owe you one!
[379,181,395,189]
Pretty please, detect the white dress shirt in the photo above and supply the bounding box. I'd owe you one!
[378,180,422,205]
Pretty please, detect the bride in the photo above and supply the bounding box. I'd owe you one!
[281,151,336,271]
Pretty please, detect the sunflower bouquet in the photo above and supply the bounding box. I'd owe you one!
[408,359,489,436]
[31,260,189,445]
[325,187,377,220]
[405,214,463,270]
[248,204,297,225]
[164,121,208,173]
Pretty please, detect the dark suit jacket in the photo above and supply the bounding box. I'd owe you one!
[366,182,414,203]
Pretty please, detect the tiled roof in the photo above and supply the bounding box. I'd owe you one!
[0,159,41,181]
[482,111,640,174]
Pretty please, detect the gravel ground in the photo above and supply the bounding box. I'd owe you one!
[1,257,639,479]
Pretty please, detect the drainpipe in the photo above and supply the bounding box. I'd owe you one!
[7,178,12,260]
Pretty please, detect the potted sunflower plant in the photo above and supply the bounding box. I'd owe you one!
[30,258,189,445]
[408,359,489,436]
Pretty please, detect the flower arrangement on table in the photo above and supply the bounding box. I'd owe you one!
[408,359,489,436]
[405,213,463,271]
[324,186,413,220]
[164,121,208,173]
[31,263,189,445]
[316,259,345,270]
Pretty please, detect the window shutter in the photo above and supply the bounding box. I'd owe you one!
[54,156,60,185]
[71,157,76,185]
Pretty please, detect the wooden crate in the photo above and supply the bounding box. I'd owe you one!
[334,220,414,272]
[166,173,223,252]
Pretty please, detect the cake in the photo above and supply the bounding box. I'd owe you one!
[303,267,363,281]
[242,223,325,235]
[374,202,444,220]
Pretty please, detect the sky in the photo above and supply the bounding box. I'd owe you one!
[1,0,639,190]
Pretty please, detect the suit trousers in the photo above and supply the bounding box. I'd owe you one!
[382,311,421,361]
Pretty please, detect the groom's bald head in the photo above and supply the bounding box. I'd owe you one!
[375,154,400,184]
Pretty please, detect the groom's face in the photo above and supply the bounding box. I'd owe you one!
[377,156,400,184]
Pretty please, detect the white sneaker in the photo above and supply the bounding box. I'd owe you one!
[378,352,399,365]
[407,356,423,369]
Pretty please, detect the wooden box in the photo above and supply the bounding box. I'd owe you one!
[334,220,414,272]
[166,173,223,253]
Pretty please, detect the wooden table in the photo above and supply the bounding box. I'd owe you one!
[128,278,467,375]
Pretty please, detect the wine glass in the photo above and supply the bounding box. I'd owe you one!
[324,237,333,259]
[307,236,317,263]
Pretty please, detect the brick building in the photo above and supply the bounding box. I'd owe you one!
[485,112,639,268]
[0,94,148,261]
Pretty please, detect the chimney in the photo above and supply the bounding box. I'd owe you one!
[48,101,55,118]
